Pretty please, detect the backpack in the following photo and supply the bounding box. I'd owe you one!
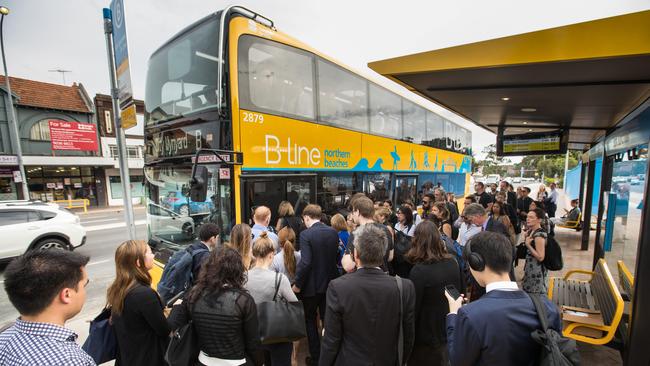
[393,227,412,262]
[543,235,563,271]
[527,293,580,366]
[157,247,208,304]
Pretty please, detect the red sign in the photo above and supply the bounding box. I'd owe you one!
[48,120,99,151]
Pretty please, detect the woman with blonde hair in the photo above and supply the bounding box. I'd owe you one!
[272,226,301,283]
[107,240,170,366]
[275,200,304,249]
[246,232,297,366]
[229,223,253,269]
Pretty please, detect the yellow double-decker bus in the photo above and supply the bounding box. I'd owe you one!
[143,6,472,273]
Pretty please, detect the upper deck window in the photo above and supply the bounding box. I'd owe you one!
[426,111,445,149]
[317,60,369,132]
[402,100,426,144]
[369,84,401,139]
[145,17,220,125]
[238,36,315,120]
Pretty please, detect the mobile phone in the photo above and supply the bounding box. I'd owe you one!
[445,285,461,301]
[166,290,185,308]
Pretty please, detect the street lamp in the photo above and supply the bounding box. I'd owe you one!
[0,5,29,199]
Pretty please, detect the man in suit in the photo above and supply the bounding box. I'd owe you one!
[463,203,515,291]
[320,223,415,366]
[445,231,562,365]
[500,180,518,209]
[293,204,340,365]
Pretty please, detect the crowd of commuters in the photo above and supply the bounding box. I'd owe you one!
[0,179,575,366]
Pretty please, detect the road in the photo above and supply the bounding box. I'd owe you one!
[0,206,147,333]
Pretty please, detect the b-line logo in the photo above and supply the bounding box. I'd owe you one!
[265,134,350,168]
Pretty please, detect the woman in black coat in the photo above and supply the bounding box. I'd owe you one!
[107,240,171,366]
[405,221,462,366]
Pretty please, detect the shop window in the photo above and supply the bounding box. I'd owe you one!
[29,120,52,141]
[110,175,145,199]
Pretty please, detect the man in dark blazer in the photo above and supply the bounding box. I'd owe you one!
[445,232,562,365]
[463,203,516,289]
[293,204,340,365]
[320,224,415,366]
[500,180,518,209]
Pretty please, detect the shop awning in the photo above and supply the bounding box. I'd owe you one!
[368,10,650,151]
[22,156,116,167]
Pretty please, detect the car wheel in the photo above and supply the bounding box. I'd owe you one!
[179,204,190,216]
[34,238,71,251]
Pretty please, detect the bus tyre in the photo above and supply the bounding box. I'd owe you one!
[179,205,189,216]
[34,238,71,251]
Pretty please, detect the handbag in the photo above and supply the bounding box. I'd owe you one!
[256,272,307,344]
[516,242,528,260]
[165,302,200,366]
[82,307,118,364]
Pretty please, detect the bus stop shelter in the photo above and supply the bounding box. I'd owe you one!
[369,10,650,365]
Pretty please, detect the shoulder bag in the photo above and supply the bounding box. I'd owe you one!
[257,272,307,344]
[165,301,200,366]
[396,276,404,366]
[82,307,118,364]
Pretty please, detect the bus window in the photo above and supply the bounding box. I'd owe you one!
[238,36,316,120]
[402,100,426,144]
[369,84,402,138]
[363,173,391,203]
[286,179,311,216]
[317,173,357,215]
[145,17,220,125]
[317,60,369,132]
[426,111,444,148]
[395,176,418,206]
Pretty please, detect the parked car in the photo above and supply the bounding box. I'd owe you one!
[161,190,214,216]
[512,177,522,183]
[484,174,501,185]
[0,201,86,261]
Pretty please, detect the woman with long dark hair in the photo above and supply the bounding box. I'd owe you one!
[168,247,260,365]
[405,221,462,366]
[490,200,516,245]
[431,202,452,238]
[395,205,415,236]
[522,208,548,295]
[107,240,170,366]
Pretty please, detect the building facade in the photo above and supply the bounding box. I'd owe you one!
[0,76,113,206]
[94,94,145,206]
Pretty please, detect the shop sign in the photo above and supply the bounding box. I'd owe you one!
[74,183,83,188]
[12,171,22,183]
[56,183,64,189]
[46,183,56,189]
[48,120,99,151]
[0,155,18,165]
[0,168,12,177]
[64,178,71,185]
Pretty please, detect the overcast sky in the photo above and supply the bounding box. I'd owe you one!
[4,0,650,157]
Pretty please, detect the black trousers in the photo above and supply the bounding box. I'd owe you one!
[302,293,326,361]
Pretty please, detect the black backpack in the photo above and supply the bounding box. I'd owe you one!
[527,293,580,366]
[543,235,563,271]
[393,227,413,261]
[157,247,208,304]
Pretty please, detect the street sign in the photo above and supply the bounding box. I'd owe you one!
[120,103,137,130]
[12,170,22,183]
[110,0,133,109]
[48,120,99,151]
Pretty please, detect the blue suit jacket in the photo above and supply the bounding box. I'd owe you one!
[293,222,340,297]
[446,290,561,366]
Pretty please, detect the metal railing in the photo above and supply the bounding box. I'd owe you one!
[53,198,90,213]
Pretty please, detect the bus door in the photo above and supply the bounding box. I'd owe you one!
[241,174,316,226]
[393,175,418,207]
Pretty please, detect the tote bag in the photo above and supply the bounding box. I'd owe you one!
[165,303,199,366]
[82,307,118,364]
[257,272,307,344]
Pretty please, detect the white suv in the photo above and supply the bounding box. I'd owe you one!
[0,201,86,261]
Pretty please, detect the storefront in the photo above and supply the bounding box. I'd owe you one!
[0,155,21,201]
[25,165,106,206]
[105,168,144,206]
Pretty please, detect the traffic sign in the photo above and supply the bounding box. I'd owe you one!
[110,0,133,109]
[120,104,137,130]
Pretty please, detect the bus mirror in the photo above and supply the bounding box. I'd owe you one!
[190,166,208,203]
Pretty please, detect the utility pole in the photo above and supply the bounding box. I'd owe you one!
[103,7,136,239]
[0,6,29,200]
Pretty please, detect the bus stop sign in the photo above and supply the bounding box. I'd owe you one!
[110,0,133,109]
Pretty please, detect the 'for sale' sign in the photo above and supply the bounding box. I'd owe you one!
[48,120,99,151]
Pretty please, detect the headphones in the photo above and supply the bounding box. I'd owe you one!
[464,239,485,272]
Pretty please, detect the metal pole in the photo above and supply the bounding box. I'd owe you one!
[0,12,29,200]
[103,8,135,239]
[562,149,569,192]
